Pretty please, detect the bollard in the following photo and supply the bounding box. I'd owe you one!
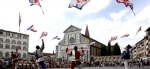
[26,63,30,69]
[23,63,26,69]
[18,63,23,69]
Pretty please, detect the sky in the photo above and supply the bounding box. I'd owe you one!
[0,0,150,53]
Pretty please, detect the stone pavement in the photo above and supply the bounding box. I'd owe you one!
[48,66,150,69]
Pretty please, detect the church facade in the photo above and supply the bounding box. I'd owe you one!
[56,25,106,62]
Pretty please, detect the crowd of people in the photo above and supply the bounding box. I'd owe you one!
[0,42,150,69]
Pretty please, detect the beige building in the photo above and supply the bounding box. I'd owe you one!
[0,29,29,60]
[132,27,150,59]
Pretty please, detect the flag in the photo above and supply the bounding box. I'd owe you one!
[89,42,95,45]
[68,0,90,10]
[110,36,118,42]
[29,0,44,14]
[40,32,48,38]
[116,0,131,7]
[27,25,37,32]
[29,0,40,6]
[52,36,60,40]
[121,34,129,38]
[136,26,142,35]
[116,0,135,15]
[19,12,21,32]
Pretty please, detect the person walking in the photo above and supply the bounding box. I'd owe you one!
[34,39,45,69]
[66,46,85,69]
[122,44,132,69]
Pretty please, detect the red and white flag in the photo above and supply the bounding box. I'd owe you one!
[29,0,40,6]
[121,34,129,38]
[136,26,142,35]
[40,32,48,38]
[110,36,118,42]
[29,0,44,14]
[68,0,90,10]
[27,25,37,32]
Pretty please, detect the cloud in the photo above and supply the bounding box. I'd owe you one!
[81,4,150,52]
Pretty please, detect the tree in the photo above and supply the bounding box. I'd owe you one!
[107,41,111,56]
[101,46,107,56]
[113,43,121,55]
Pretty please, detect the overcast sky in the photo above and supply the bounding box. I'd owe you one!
[0,0,150,53]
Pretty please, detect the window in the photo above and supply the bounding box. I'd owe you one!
[5,39,10,43]
[17,41,21,45]
[12,33,15,38]
[5,52,10,58]
[11,45,16,49]
[18,53,21,58]
[0,38,3,43]
[23,42,27,45]
[17,34,21,39]
[6,32,10,36]
[23,35,27,39]
[18,46,21,50]
[0,31,3,35]
[23,47,27,50]
[5,44,10,49]
[0,51,3,58]
[12,40,16,44]
[0,44,3,48]
[23,53,26,58]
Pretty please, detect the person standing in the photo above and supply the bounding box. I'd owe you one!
[34,39,45,69]
[122,44,132,69]
[11,48,19,69]
[66,46,85,69]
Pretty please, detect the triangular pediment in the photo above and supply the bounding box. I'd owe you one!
[64,25,81,33]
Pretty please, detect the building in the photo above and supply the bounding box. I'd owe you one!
[132,27,150,59]
[0,29,29,60]
[56,25,106,62]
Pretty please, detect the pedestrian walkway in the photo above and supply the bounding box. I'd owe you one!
[48,66,150,69]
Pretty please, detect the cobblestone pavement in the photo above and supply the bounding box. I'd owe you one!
[48,66,150,69]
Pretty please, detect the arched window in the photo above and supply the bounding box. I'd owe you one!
[5,44,10,49]
[23,53,26,58]
[11,45,16,49]
[0,38,3,43]
[12,40,16,44]
[23,47,27,50]
[0,51,3,58]
[5,52,10,58]
[23,42,27,45]
[18,46,21,50]
[17,41,21,45]
[18,53,21,58]
[0,44,3,48]
[5,39,10,43]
